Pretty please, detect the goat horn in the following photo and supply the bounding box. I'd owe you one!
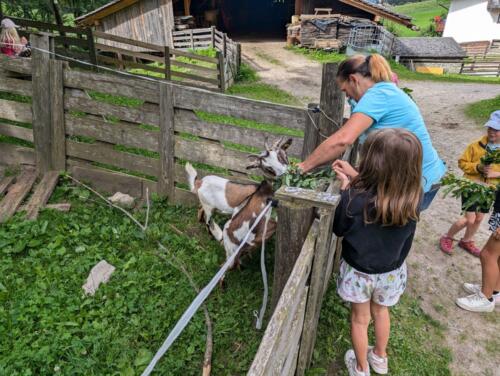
[264,137,271,151]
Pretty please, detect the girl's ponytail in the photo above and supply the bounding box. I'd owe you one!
[368,54,393,83]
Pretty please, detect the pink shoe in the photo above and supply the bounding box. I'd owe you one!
[458,240,481,257]
[439,235,454,255]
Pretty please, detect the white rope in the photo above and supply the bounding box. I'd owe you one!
[306,106,342,140]
[141,201,273,376]
[253,209,272,330]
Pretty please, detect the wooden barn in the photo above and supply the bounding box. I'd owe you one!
[76,0,175,47]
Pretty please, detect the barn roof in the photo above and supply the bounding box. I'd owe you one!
[392,37,466,58]
[76,0,141,26]
[339,0,414,28]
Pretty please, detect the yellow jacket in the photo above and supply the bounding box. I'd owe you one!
[458,136,500,186]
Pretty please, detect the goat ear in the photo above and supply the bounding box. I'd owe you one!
[281,138,293,150]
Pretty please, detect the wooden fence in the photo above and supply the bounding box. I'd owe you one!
[172,27,241,89]
[8,17,239,91]
[0,49,345,374]
[460,56,500,77]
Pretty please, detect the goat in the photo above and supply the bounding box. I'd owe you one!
[185,137,292,227]
[209,180,277,268]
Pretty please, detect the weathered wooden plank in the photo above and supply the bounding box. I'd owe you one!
[0,99,32,123]
[97,55,167,75]
[296,210,336,374]
[173,85,307,131]
[319,63,344,138]
[171,70,220,85]
[0,55,32,74]
[158,84,175,198]
[66,140,159,177]
[0,142,35,165]
[302,103,321,160]
[24,171,60,220]
[64,89,160,126]
[174,163,255,187]
[65,115,159,152]
[247,221,318,376]
[46,203,71,212]
[0,168,37,223]
[95,43,165,63]
[0,76,32,97]
[31,34,52,174]
[171,59,218,75]
[171,49,218,64]
[0,176,15,197]
[275,186,340,210]
[323,234,339,295]
[175,109,303,158]
[53,35,89,48]
[172,27,212,36]
[50,60,66,171]
[94,30,164,52]
[0,122,33,142]
[63,69,159,104]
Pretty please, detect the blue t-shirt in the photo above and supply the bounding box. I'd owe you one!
[352,82,446,192]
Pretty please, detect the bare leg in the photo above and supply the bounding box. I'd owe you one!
[446,216,468,238]
[370,301,390,358]
[351,301,371,373]
[462,212,485,242]
[480,234,500,298]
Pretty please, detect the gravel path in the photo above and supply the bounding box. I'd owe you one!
[242,41,500,376]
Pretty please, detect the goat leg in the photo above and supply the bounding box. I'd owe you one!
[197,207,205,223]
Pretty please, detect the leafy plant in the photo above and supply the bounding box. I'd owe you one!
[441,173,497,211]
[481,148,500,166]
[276,163,335,190]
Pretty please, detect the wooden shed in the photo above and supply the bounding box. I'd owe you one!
[76,0,175,48]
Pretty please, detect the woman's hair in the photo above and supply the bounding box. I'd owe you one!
[0,27,20,49]
[350,128,423,226]
[337,54,393,83]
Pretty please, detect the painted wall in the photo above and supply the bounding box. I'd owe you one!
[443,0,500,43]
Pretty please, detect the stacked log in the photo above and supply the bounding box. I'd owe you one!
[287,14,375,50]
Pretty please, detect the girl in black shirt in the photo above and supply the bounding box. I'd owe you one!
[332,129,423,376]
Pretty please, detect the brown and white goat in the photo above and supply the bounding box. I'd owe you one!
[185,138,292,227]
[209,180,277,267]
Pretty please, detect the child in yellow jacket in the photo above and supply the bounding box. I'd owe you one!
[440,111,500,256]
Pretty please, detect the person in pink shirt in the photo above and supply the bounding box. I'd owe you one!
[0,18,29,57]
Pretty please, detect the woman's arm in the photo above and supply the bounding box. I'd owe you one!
[298,113,373,173]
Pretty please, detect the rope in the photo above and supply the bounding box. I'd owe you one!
[306,105,342,140]
[141,201,273,376]
[253,209,272,330]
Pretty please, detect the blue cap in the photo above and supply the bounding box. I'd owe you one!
[485,110,500,130]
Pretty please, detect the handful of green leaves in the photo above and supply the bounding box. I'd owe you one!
[480,148,500,166]
[275,163,336,190]
[441,173,497,212]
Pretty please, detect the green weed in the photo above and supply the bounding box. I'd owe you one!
[464,95,500,126]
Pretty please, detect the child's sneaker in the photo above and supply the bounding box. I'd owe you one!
[456,292,495,312]
[367,347,388,374]
[458,240,481,257]
[345,349,370,376]
[463,283,500,304]
[439,235,454,255]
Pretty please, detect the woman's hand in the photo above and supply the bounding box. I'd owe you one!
[332,160,358,179]
[484,166,500,179]
[333,166,350,190]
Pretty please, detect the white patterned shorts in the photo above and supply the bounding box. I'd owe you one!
[489,212,500,232]
[337,260,407,307]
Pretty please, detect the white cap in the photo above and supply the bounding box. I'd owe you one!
[1,18,20,29]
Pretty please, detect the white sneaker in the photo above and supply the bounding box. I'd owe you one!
[456,292,495,312]
[367,347,388,374]
[463,283,500,304]
[345,349,371,376]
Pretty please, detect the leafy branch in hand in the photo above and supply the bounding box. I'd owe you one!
[441,173,497,212]
[275,162,335,190]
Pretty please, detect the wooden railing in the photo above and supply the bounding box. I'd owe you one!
[460,55,500,77]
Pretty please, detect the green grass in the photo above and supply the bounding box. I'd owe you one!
[287,46,500,84]
[464,95,500,125]
[308,282,452,375]
[0,182,276,375]
[384,0,450,37]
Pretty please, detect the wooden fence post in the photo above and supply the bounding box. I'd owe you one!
[31,33,52,175]
[296,209,335,374]
[86,28,97,67]
[301,103,320,160]
[270,201,315,311]
[164,46,171,81]
[211,26,216,48]
[49,59,66,171]
[319,63,344,138]
[222,33,227,57]
[190,29,194,50]
[236,42,242,73]
[217,51,225,92]
[158,83,175,200]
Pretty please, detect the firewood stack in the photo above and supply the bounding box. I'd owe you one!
[287,14,375,51]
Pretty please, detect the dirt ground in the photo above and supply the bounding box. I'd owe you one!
[242,41,500,376]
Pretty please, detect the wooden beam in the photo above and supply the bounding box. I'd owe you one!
[24,171,60,220]
[0,168,37,223]
[295,0,303,15]
[184,0,191,16]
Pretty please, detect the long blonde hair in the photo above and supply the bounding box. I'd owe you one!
[350,128,423,226]
[0,27,21,51]
[337,53,393,83]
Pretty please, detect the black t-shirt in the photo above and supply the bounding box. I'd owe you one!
[494,189,500,213]
[333,188,417,274]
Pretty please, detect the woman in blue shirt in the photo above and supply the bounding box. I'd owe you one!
[298,54,446,210]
